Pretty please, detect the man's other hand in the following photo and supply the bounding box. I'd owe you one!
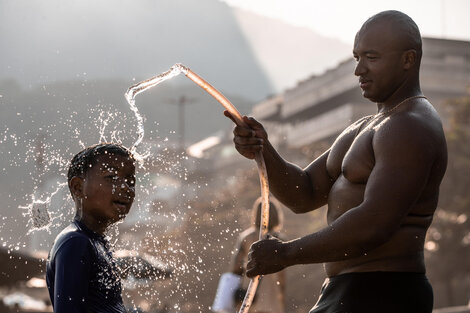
[246,236,286,277]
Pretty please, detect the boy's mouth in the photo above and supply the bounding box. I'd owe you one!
[113,199,132,213]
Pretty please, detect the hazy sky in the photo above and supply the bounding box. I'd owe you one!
[220,0,470,44]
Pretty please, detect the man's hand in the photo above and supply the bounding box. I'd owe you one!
[246,236,287,277]
[224,111,268,160]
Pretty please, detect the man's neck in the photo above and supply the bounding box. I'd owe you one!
[377,77,422,113]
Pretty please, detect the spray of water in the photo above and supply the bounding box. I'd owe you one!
[2,82,200,310]
[125,63,270,313]
[7,63,267,311]
[20,182,68,232]
[125,64,189,153]
[23,106,142,231]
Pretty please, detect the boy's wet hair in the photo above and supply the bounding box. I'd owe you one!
[251,196,284,231]
[67,143,135,186]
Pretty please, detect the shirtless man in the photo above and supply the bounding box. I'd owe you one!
[225,10,447,313]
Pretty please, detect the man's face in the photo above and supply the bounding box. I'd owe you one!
[353,22,407,103]
[80,153,136,225]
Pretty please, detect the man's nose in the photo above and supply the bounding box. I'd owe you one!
[354,59,367,76]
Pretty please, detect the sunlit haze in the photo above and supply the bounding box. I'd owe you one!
[220,0,470,44]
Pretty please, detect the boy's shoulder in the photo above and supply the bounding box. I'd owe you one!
[49,221,93,259]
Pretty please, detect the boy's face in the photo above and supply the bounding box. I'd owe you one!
[80,153,136,225]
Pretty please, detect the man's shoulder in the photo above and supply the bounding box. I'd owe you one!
[401,97,441,123]
[377,103,443,141]
[372,104,446,159]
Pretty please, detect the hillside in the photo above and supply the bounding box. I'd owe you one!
[233,7,350,91]
[0,0,350,100]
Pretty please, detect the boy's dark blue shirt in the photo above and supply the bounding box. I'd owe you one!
[46,219,126,313]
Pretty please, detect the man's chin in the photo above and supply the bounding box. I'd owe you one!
[361,91,379,103]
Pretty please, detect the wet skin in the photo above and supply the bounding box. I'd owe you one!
[226,19,448,278]
[69,154,136,235]
[231,227,286,310]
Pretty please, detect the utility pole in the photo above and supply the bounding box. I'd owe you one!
[169,95,197,152]
[167,95,197,208]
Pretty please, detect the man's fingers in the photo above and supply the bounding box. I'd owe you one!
[233,134,263,146]
[225,112,262,132]
[244,116,264,130]
[233,125,255,138]
[233,137,263,160]
[225,112,267,160]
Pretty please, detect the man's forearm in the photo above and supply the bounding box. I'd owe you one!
[261,141,321,213]
[280,206,390,267]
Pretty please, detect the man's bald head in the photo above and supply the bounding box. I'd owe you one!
[357,10,422,67]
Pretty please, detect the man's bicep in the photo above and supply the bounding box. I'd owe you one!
[364,121,436,221]
[304,149,334,207]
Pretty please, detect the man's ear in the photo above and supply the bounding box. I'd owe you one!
[69,176,84,200]
[403,49,417,70]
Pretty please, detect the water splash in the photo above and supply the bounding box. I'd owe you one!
[125,63,270,313]
[125,64,189,155]
[28,200,50,229]
[1,63,268,311]
[0,78,198,311]
[20,182,68,232]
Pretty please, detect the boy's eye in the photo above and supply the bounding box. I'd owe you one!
[126,178,136,186]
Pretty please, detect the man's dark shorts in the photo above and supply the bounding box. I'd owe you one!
[310,272,433,313]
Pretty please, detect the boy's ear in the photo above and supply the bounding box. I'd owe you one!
[69,176,84,199]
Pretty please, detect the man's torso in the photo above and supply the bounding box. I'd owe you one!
[323,101,446,276]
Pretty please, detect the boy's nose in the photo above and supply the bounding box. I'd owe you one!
[119,182,135,197]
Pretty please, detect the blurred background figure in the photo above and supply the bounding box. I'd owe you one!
[227,196,286,313]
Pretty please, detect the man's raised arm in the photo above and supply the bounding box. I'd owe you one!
[225,112,334,213]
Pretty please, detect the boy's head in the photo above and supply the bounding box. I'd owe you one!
[68,143,136,227]
[251,197,283,232]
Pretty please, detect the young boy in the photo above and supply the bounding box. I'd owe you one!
[46,143,136,313]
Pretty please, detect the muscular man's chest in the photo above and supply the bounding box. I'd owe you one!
[326,119,376,184]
